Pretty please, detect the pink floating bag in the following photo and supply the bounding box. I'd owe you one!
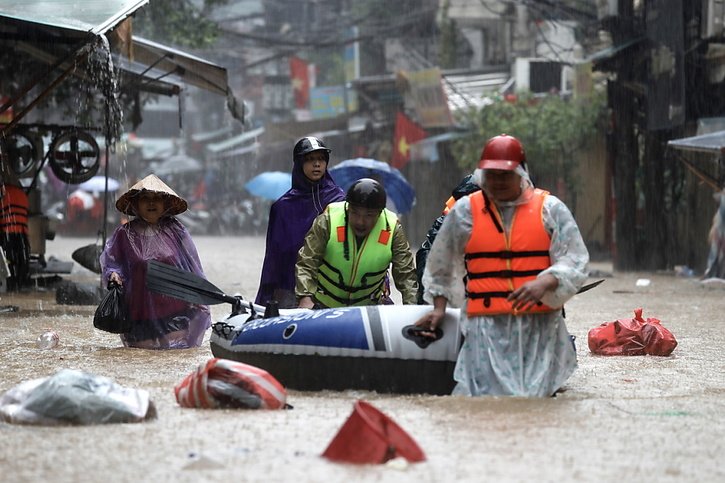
[587,308,677,356]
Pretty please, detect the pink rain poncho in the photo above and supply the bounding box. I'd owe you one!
[100,217,211,349]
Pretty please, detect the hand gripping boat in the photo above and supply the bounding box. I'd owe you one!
[146,261,462,395]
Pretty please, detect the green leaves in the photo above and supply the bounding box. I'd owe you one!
[452,91,606,194]
[133,0,229,48]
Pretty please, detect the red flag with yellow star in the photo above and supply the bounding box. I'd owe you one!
[391,111,427,169]
[289,56,310,109]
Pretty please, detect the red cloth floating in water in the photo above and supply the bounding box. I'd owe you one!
[175,358,287,409]
[323,400,426,464]
[588,308,678,356]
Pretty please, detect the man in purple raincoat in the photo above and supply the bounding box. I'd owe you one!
[255,137,345,308]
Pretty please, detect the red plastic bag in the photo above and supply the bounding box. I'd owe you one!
[175,358,288,409]
[587,308,677,356]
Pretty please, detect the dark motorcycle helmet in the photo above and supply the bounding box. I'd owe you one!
[293,136,331,163]
[346,178,386,211]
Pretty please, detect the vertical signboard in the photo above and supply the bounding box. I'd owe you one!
[405,68,454,128]
[344,26,360,83]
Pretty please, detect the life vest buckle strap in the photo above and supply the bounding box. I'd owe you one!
[467,268,543,279]
[466,290,511,299]
[465,249,550,260]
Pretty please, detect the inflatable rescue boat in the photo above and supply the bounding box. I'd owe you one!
[210,305,462,395]
[144,260,462,395]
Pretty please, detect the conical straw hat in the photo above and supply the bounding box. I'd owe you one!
[115,174,188,215]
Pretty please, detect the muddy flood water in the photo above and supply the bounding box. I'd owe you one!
[1,235,724,482]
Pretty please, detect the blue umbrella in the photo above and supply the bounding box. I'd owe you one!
[329,158,416,213]
[245,171,292,200]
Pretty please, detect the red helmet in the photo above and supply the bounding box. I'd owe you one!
[478,134,526,170]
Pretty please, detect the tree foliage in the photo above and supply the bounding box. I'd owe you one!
[132,0,229,47]
[452,91,607,197]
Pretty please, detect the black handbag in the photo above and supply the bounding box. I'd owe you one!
[93,281,133,333]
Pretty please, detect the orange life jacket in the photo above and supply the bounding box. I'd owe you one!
[464,189,555,316]
[0,185,29,235]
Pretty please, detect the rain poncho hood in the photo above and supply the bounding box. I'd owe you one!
[255,151,345,306]
[474,164,535,208]
[100,217,211,349]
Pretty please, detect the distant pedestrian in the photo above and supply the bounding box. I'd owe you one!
[415,134,589,397]
[255,137,345,308]
[704,188,725,279]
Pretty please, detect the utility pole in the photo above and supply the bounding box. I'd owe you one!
[609,0,638,270]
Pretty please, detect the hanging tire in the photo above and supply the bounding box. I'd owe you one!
[49,130,100,184]
[0,130,43,178]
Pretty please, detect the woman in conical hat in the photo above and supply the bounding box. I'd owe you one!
[100,174,211,349]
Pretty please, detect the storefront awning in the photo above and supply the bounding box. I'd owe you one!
[206,127,264,154]
[0,0,148,36]
[443,71,509,111]
[410,132,466,162]
[131,36,228,97]
[667,131,725,155]
[16,40,182,97]
[0,3,229,98]
[0,2,240,129]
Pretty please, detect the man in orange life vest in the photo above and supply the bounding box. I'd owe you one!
[0,166,31,290]
[414,134,589,397]
[296,178,418,309]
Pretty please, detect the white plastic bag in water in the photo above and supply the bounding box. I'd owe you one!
[0,369,156,425]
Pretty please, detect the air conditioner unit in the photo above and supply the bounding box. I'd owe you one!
[702,0,725,38]
[513,58,571,94]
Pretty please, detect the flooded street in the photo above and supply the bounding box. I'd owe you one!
[2,235,724,482]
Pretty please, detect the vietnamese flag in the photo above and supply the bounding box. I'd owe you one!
[289,56,310,109]
[391,111,427,169]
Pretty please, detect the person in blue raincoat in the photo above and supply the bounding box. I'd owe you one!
[255,137,345,308]
[415,134,589,397]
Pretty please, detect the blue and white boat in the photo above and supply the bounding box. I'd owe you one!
[144,260,462,395]
[210,305,462,395]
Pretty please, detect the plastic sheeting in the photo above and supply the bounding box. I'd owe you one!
[588,308,678,356]
[100,217,211,349]
[0,369,155,425]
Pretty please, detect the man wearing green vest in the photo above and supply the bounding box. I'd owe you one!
[296,178,418,308]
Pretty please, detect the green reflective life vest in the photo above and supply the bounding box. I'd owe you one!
[315,202,397,307]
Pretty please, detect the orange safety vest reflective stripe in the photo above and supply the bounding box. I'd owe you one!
[464,189,555,316]
[442,196,456,215]
[0,185,29,235]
